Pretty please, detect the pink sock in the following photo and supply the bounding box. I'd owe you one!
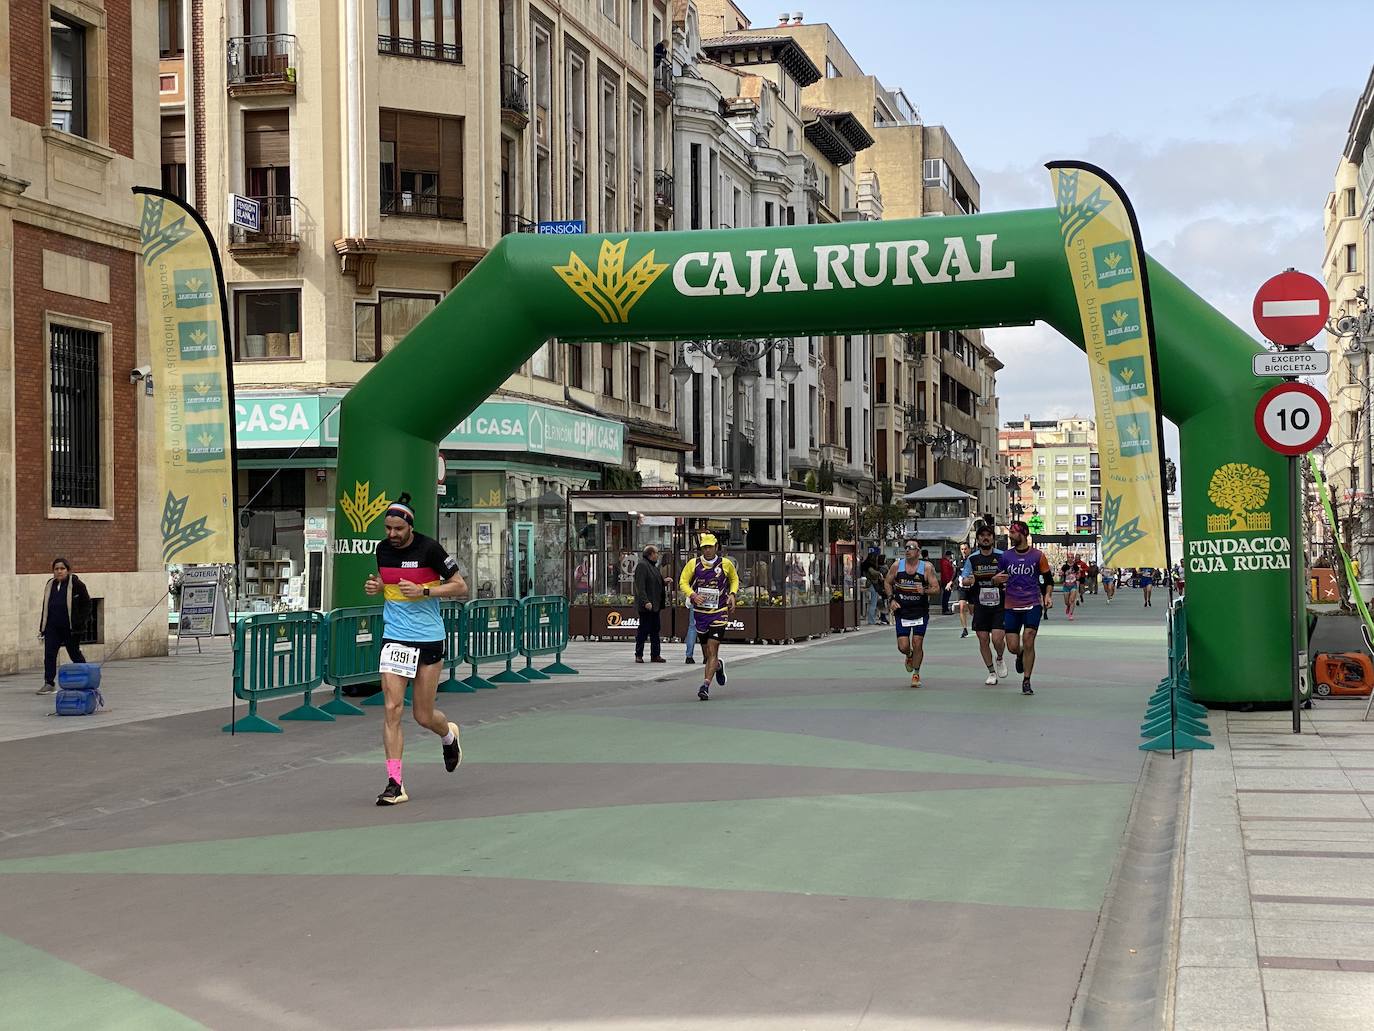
[386,758,403,784]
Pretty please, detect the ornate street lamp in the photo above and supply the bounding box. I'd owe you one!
[670,337,802,490]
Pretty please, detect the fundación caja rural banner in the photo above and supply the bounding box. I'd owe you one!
[134,189,238,565]
[1047,162,1169,569]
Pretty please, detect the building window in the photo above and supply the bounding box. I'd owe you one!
[379,109,464,220]
[49,322,102,509]
[600,0,618,23]
[654,355,667,410]
[689,142,702,230]
[159,0,183,57]
[599,73,619,230]
[809,386,817,449]
[601,344,616,397]
[50,12,87,138]
[843,335,852,380]
[825,58,841,78]
[568,343,586,390]
[922,158,949,190]
[1346,244,1358,274]
[788,383,796,448]
[235,289,301,361]
[566,47,588,221]
[378,0,462,62]
[629,94,646,230]
[630,348,644,404]
[161,115,187,198]
[1073,489,1088,498]
[1347,188,1358,218]
[629,0,643,44]
[692,371,703,467]
[354,292,439,362]
[243,108,291,200]
[530,340,554,379]
[531,21,553,222]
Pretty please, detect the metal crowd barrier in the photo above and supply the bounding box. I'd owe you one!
[518,596,578,678]
[439,601,473,693]
[321,606,381,716]
[460,599,526,689]
[1140,600,1213,753]
[224,611,329,733]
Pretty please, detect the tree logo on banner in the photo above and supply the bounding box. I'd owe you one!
[554,239,668,323]
[339,481,391,534]
[1207,463,1272,534]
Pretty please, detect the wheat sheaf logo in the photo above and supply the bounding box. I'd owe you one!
[1111,309,1130,328]
[554,239,668,323]
[1103,251,1124,270]
[1207,463,1272,533]
[340,481,391,534]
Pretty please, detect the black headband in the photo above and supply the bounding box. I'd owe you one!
[386,502,414,525]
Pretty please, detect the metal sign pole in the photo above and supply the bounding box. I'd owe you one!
[1291,449,1304,734]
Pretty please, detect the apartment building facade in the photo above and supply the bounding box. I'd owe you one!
[1322,68,1374,549]
[752,12,1005,518]
[998,417,1101,543]
[1,0,168,673]
[160,0,685,606]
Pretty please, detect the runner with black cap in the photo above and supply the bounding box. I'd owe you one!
[363,491,469,805]
[960,522,1008,685]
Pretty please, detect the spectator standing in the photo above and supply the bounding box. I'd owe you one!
[38,557,91,695]
[860,547,887,625]
[632,545,667,663]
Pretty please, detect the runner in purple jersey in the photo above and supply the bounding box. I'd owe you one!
[993,520,1051,696]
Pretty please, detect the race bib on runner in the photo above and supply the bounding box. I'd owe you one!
[979,587,1001,607]
[899,617,926,631]
[379,642,420,679]
[697,587,721,609]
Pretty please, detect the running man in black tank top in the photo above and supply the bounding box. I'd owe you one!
[884,537,941,688]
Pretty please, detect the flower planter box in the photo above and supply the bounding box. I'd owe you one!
[787,603,829,640]
[590,604,641,641]
[568,603,591,640]
[756,605,786,643]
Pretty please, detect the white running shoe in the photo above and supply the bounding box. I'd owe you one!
[984,671,998,686]
[995,659,1008,679]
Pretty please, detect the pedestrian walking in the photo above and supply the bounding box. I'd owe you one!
[633,545,667,663]
[38,557,91,695]
[363,493,469,806]
[939,550,956,615]
[1060,557,1080,620]
[957,542,972,638]
[860,547,887,625]
[1087,559,1100,595]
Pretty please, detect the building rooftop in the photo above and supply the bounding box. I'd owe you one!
[700,34,821,87]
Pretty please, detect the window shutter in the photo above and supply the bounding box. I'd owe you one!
[243,109,290,167]
[161,115,186,165]
[439,116,463,200]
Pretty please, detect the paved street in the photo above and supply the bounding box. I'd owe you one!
[0,598,1161,1030]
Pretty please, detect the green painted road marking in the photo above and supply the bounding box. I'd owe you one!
[334,713,1088,778]
[661,685,1142,717]
[0,932,206,1030]
[0,785,1132,910]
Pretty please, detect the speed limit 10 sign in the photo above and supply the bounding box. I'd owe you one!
[1254,381,1331,456]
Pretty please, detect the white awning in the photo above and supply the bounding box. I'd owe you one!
[569,496,853,519]
[901,482,978,502]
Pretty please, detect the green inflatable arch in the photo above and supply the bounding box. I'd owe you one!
[331,206,1298,706]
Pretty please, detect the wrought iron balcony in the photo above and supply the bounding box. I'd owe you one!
[654,170,674,212]
[377,34,461,63]
[653,61,674,102]
[228,195,300,254]
[51,75,73,104]
[500,64,529,129]
[381,190,463,221]
[226,34,297,94]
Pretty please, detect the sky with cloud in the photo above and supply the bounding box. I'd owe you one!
[744,0,1371,457]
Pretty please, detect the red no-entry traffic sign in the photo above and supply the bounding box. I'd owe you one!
[1253,270,1330,346]
[1254,381,1331,455]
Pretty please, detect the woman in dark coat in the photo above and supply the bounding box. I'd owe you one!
[38,557,90,694]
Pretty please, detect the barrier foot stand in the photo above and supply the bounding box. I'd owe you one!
[519,660,552,681]
[439,671,477,693]
[321,689,365,716]
[1141,714,1210,739]
[542,655,579,675]
[464,666,499,690]
[490,663,530,684]
[222,702,282,734]
[1141,730,1213,752]
[280,693,337,722]
[1145,698,1208,722]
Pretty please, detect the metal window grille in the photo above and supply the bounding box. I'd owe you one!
[50,323,101,508]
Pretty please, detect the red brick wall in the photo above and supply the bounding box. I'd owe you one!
[107,0,134,158]
[12,223,139,575]
[8,0,45,126]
